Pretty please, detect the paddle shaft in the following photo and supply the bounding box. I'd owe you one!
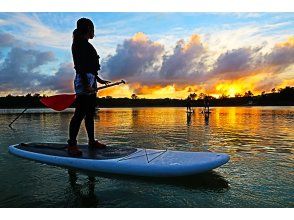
[9,108,28,128]
[76,80,125,95]
[95,80,125,91]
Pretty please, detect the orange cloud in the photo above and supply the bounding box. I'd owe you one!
[97,84,132,98]
[93,65,293,99]
[277,79,294,90]
[131,32,149,43]
[120,83,205,99]
[183,34,202,51]
[276,36,294,48]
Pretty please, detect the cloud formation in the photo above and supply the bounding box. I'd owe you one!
[0,26,293,98]
[264,37,294,72]
[160,35,207,82]
[0,47,55,92]
[102,32,164,81]
[206,36,294,83]
[209,47,262,80]
[0,32,17,47]
[254,76,283,92]
[100,32,294,97]
[42,62,75,93]
[0,30,75,94]
[3,13,71,50]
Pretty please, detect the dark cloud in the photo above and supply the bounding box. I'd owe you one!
[264,46,294,72]
[102,33,164,81]
[41,62,75,93]
[0,31,74,94]
[209,41,294,81]
[102,34,209,86]
[210,48,259,80]
[214,48,251,72]
[0,47,56,92]
[160,35,206,81]
[0,32,17,48]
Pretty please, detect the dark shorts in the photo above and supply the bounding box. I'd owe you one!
[75,94,96,115]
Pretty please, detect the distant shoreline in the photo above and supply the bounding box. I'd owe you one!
[1,86,293,109]
[0,105,293,110]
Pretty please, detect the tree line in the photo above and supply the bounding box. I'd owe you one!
[0,86,293,109]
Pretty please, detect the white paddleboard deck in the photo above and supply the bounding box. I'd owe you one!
[9,143,229,177]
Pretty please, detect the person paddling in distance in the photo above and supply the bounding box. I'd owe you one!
[68,18,111,157]
[186,95,192,113]
[204,95,210,113]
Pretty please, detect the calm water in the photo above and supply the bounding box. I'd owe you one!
[0,107,293,207]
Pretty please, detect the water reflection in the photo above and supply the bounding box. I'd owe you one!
[64,168,229,208]
[77,169,229,192]
[1,107,293,207]
[66,169,99,207]
[186,112,192,126]
[204,112,210,126]
[137,171,230,192]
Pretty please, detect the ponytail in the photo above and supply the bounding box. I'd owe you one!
[73,28,83,42]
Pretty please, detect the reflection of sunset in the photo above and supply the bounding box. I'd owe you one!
[92,107,293,159]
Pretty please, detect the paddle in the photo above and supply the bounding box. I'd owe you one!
[40,80,125,111]
[8,80,126,128]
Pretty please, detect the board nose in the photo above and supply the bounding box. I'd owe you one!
[216,153,230,164]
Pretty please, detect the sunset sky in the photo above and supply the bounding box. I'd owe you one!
[0,13,293,98]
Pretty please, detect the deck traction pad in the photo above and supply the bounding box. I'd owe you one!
[16,143,137,160]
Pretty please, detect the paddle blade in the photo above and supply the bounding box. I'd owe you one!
[40,94,76,111]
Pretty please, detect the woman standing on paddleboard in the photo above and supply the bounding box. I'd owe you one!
[68,18,110,157]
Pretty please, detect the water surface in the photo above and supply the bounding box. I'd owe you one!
[0,107,293,207]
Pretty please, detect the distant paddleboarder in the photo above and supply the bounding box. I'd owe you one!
[186,96,193,113]
[203,96,210,113]
[68,18,111,157]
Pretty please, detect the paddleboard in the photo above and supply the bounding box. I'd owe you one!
[9,143,229,177]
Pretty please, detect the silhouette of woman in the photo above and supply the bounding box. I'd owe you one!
[67,18,111,157]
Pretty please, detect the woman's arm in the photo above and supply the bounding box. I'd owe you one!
[95,75,111,85]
